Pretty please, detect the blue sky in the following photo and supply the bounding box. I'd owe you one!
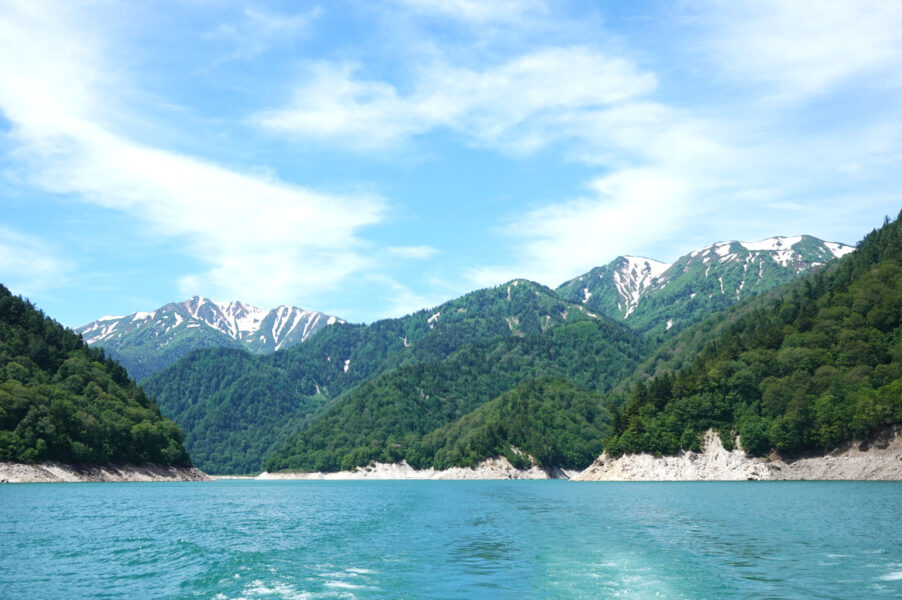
[1,0,900,328]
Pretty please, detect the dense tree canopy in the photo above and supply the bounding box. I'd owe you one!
[605,213,902,458]
[263,318,647,472]
[0,285,190,466]
[419,378,611,471]
[145,280,610,474]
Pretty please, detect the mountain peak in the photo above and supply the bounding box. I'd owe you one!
[613,256,672,317]
[77,298,344,379]
[558,234,856,336]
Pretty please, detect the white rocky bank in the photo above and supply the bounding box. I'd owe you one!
[258,456,578,481]
[257,430,902,482]
[0,462,210,483]
[573,429,902,481]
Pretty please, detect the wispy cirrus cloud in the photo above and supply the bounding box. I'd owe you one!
[252,46,657,152]
[390,0,547,23]
[0,226,73,297]
[205,5,322,62]
[387,245,440,260]
[467,168,695,287]
[0,1,385,309]
[690,0,902,99]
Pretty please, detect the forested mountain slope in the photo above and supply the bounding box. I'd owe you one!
[419,378,611,472]
[263,318,648,472]
[605,213,902,458]
[0,285,191,467]
[144,280,605,474]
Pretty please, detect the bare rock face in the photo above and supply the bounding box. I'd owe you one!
[0,462,211,483]
[257,457,576,480]
[573,428,902,482]
[573,431,771,481]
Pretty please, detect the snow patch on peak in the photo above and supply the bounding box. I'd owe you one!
[81,296,343,356]
[740,236,803,252]
[824,241,855,258]
[713,242,733,257]
[614,256,671,318]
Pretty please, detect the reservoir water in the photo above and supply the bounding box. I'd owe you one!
[2,480,901,599]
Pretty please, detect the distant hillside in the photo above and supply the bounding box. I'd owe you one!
[605,214,902,458]
[263,318,648,473]
[558,235,854,337]
[0,284,190,467]
[77,297,341,380]
[143,279,605,474]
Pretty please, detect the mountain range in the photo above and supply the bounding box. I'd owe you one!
[77,297,342,380]
[140,280,609,474]
[81,235,854,386]
[557,235,854,337]
[54,231,873,475]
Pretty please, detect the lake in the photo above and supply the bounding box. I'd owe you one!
[2,480,901,599]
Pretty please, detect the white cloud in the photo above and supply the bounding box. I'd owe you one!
[253,46,657,152]
[467,169,694,288]
[391,0,546,22]
[694,0,902,99]
[253,62,428,149]
[362,274,451,319]
[0,226,73,296]
[387,245,440,259]
[205,6,322,61]
[0,1,385,308]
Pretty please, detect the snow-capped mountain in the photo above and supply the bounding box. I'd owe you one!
[557,235,855,336]
[78,297,343,380]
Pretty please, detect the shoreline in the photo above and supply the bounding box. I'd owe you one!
[0,461,211,483]
[573,428,902,481]
[258,456,578,481]
[259,429,902,482]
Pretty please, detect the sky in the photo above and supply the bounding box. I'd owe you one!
[1,0,900,328]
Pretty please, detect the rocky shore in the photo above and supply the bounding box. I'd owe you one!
[259,456,578,480]
[0,462,211,483]
[573,428,902,481]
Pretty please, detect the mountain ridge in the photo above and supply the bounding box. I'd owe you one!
[142,278,609,474]
[77,297,343,380]
[557,235,855,337]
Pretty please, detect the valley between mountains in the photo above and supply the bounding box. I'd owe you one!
[5,223,902,481]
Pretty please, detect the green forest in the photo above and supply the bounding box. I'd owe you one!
[418,378,611,471]
[263,318,646,472]
[605,213,902,458]
[144,280,610,474]
[0,285,191,466]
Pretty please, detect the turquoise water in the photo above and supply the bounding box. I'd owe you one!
[2,481,901,599]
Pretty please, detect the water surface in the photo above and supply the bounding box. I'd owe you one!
[2,481,901,599]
